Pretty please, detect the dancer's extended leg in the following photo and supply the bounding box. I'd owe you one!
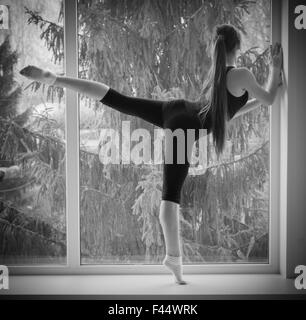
[19,66,166,128]
[100,88,165,128]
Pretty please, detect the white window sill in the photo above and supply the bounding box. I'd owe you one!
[0,274,304,297]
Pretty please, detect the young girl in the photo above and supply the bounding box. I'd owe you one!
[20,24,283,284]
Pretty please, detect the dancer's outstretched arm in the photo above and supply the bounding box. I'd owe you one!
[237,43,283,107]
[19,65,110,100]
[231,43,283,120]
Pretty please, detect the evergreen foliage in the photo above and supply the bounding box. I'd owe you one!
[0,0,270,264]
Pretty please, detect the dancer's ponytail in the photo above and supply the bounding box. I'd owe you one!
[198,24,241,158]
[210,34,228,158]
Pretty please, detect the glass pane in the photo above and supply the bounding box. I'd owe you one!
[0,0,66,265]
[79,0,271,264]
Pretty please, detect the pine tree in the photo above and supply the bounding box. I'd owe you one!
[0,34,66,263]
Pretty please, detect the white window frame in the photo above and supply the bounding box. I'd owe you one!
[9,0,283,275]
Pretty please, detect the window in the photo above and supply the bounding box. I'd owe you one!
[0,0,66,266]
[1,0,281,274]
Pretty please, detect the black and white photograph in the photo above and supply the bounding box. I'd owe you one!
[0,0,306,306]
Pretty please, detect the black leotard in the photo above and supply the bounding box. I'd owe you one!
[100,66,248,204]
[226,66,249,118]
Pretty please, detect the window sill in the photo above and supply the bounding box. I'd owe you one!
[0,274,304,298]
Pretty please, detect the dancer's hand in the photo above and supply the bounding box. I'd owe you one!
[269,43,283,88]
[19,65,57,85]
[269,42,283,70]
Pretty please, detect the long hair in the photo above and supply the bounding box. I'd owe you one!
[198,24,241,158]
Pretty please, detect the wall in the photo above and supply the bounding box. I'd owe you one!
[282,0,306,278]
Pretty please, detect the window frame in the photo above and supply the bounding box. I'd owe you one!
[9,0,282,275]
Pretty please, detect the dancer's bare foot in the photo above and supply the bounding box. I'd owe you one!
[163,255,187,285]
[20,65,57,85]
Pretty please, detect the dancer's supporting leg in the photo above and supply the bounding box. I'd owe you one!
[159,200,186,285]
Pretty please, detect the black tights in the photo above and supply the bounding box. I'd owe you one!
[100,88,204,204]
